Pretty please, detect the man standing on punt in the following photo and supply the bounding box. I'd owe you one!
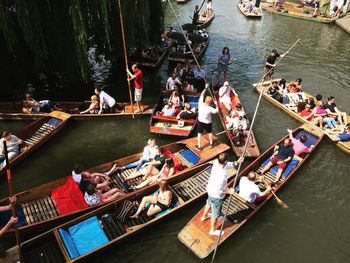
[200,153,243,236]
[127,64,143,113]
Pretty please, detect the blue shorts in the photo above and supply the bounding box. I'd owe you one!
[206,196,224,219]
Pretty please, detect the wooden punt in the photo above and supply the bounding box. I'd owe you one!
[0,135,230,244]
[237,3,263,17]
[128,40,173,68]
[178,123,324,259]
[19,161,237,263]
[197,10,216,28]
[0,111,70,176]
[261,2,336,24]
[253,79,350,155]
[0,102,154,121]
[168,36,210,63]
[215,91,260,158]
[149,91,200,137]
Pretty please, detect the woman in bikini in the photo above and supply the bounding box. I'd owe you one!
[130,180,172,218]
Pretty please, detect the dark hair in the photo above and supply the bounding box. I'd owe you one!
[86,183,96,195]
[308,98,316,109]
[218,153,228,164]
[236,103,242,110]
[272,49,279,56]
[279,79,286,88]
[157,147,164,154]
[222,47,229,55]
[346,124,350,131]
[95,87,102,92]
[316,94,323,101]
[272,81,278,85]
[296,78,302,83]
[73,164,84,174]
[300,135,307,143]
[328,96,335,101]
[166,158,174,167]
[297,101,306,113]
[2,131,10,138]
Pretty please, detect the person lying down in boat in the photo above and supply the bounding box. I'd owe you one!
[131,158,175,190]
[22,93,61,114]
[329,124,350,142]
[258,137,294,183]
[238,172,272,203]
[84,182,124,207]
[130,180,172,219]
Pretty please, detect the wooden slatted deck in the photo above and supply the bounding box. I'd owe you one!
[23,241,65,263]
[173,168,211,202]
[24,123,56,146]
[21,196,59,225]
[223,194,254,224]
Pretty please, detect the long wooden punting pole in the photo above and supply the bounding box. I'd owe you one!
[210,38,301,263]
[117,0,134,118]
[3,141,23,261]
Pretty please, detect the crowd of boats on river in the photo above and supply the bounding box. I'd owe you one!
[0,0,349,262]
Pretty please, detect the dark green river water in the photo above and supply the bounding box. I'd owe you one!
[1,0,350,262]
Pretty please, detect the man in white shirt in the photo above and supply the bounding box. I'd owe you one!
[71,164,84,184]
[0,132,23,167]
[94,87,116,114]
[238,171,271,203]
[196,84,218,151]
[166,73,182,91]
[200,153,243,236]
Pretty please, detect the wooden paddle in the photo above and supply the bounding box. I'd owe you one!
[270,189,288,209]
[3,141,23,261]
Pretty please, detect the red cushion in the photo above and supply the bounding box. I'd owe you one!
[51,177,89,215]
[163,150,184,172]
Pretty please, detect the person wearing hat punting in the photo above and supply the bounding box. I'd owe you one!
[264,49,287,80]
[218,81,238,111]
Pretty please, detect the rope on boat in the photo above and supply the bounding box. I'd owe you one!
[117,0,134,118]
[210,38,301,263]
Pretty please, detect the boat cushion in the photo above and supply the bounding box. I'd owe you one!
[47,117,62,127]
[294,130,318,148]
[68,216,109,256]
[0,205,27,227]
[51,176,89,215]
[164,150,183,172]
[262,156,300,178]
[186,95,199,109]
[179,148,200,165]
[58,228,80,259]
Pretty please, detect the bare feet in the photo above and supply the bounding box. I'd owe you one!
[130,213,139,219]
[200,215,210,221]
[209,230,224,236]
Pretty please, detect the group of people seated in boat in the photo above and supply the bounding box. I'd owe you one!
[218,81,251,146]
[239,0,262,14]
[267,79,348,139]
[167,62,206,92]
[71,163,125,207]
[22,92,61,114]
[0,131,24,168]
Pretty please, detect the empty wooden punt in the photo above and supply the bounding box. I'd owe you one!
[0,135,230,244]
[253,79,350,155]
[0,111,71,176]
[178,124,324,259]
[19,161,237,263]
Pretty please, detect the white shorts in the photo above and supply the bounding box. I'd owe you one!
[135,88,143,102]
[140,165,159,176]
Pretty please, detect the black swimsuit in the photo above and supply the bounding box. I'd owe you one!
[156,201,170,211]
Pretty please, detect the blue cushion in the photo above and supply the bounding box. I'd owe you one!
[186,95,199,109]
[145,190,179,217]
[68,216,109,256]
[155,201,179,218]
[180,149,200,165]
[0,205,27,228]
[294,130,318,148]
[262,156,300,178]
[58,228,80,259]
[47,118,62,127]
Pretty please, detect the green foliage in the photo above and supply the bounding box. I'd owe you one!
[0,0,164,88]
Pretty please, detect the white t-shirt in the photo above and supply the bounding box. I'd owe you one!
[206,160,235,199]
[238,176,262,203]
[99,90,116,108]
[198,92,218,124]
[142,145,158,160]
[72,171,82,184]
[166,77,181,91]
[0,135,21,153]
[162,105,175,117]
